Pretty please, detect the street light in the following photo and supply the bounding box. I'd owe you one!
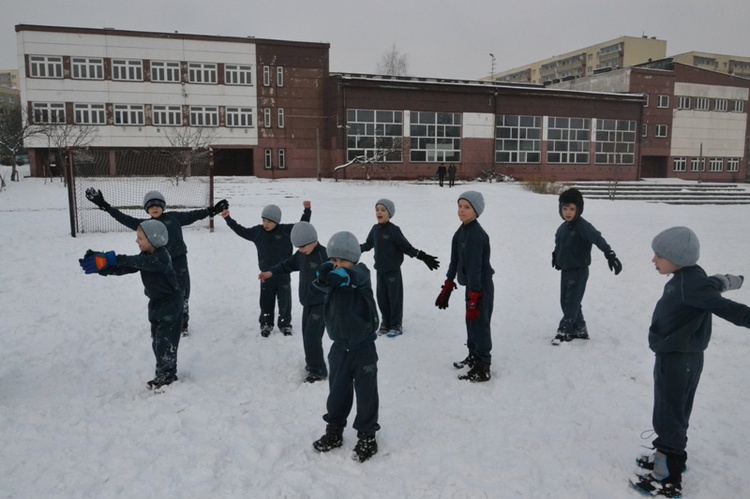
[489,53,496,79]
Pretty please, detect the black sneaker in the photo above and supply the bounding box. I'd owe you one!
[636,452,688,472]
[280,326,293,336]
[147,374,178,390]
[260,325,273,337]
[551,331,572,345]
[458,364,491,382]
[304,373,327,383]
[629,472,682,498]
[571,325,589,340]
[352,433,378,462]
[453,354,476,369]
[313,431,343,452]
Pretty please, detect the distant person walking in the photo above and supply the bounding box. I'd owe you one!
[447,164,457,188]
[436,163,447,187]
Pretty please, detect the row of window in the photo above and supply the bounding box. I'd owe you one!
[673,157,741,173]
[29,55,284,86]
[31,102,287,128]
[647,93,745,112]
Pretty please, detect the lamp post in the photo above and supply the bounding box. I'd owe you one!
[489,53,496,79]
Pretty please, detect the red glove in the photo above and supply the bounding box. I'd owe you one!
[466,291,482,321]
[435,280,457,309]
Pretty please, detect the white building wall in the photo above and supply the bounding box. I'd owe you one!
[462,112,494,139]
[18,30,258,149]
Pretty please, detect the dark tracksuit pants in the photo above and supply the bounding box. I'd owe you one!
[376,270,404,329]
[465,281,494,364]
[302,303,327,377]
[259,273,292,328]
[559,267,588,333]
[324,342,380,436]
[149,291,183,381]
[173,254,190,326]
[652,352,704,456]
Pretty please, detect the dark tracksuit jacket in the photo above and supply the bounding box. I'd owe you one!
[553,216,612,334]
[224,207,311,328]
[268,243,329,376]
[446,219,494,363]
[314,263,380,435]
[102,247,183,382]
[649,265,750,456]
[360,221,420,330]
[105,208,210,325]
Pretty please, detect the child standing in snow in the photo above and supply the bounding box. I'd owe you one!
[221,201,311,337]
[435,191,494,382]
[550,187,622,345]
[85,188,227,336]
[359,198,440,337]
[258,222,329,383]
[630,226,750,498]
[312,231,381,462]
[79,219,183,390]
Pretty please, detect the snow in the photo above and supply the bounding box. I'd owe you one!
[2,167,750,498]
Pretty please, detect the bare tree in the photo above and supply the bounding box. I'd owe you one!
[161,126,217,183]
[35,122,99,183]
[335,136,403,180]
[0,104,37,187]
[377,44,409,76]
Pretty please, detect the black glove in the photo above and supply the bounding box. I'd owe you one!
[552,251,560,270]
[207,199,229,217]
[417,250,440,271]
[316,261,335,283]
[85,188,110,210]
[605,250,622,275]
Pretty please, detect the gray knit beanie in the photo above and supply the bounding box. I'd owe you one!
[143,191,166,212]
[290,221,318,248]
[652,226,700,266]
[261,204,282,224]
[459,191,485,217]
[139,219,169,249]
[327,231,361,263]
[376,198,396,218]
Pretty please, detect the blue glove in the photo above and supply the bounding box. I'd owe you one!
[80,250,117,274]
[327,268,351,287]
[316,261,335,283]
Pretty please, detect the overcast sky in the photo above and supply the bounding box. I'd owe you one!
[2,0,749,81]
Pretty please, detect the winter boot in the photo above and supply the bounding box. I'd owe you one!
[571,325,589,340]
[630,451,684,497]
[377,325,389,336]
[313,425,344,453]
[453,353,476,369]
[551,330,572,345]
[280,325,293,336]
[304,372,327,383]
[458,358,491,382]
[147,374,178,390]
[260,324,273,337]
[636,450,688,472]
[352,432,378,462]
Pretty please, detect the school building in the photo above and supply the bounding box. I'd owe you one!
[14,25,750,183]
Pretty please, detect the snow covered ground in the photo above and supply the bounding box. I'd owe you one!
[2,167,750,498]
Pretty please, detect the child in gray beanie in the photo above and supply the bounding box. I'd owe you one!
[631,226,750,497]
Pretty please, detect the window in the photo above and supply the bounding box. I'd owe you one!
[189,106,218,126]
[546,117,590,164]
[728,158,740,172]
[114,104,145,125]
[715,99,728,112]
[347,109,404,162]
[225,64,253,85]
[153,105,182,126]
[691,157,705,172]
[188,63,217,84]
[643,94,649,107]
[677,97,691,110]
[71,57,103,79]
[709,157,723,172]
[695,98,709,111]
[278,149,286,169]
[595,119,636,165]
[151,61,181,83]
[226,107,253,127]
[409,111,459,163]
[263,108,271,127]
[657,95,669,108]
[733,100,745,112]
[112,60,143,81]
[29,56,62,78]
[642,124,648,137]
[264,148,272,169]
[263,66,271,86]
[655,124,668,138]
[277,108,285,128]
[74,104,106,125]
[495,115,542,163]
[276,67,284,86]
[32,102,65,123]
[673,157,686,172]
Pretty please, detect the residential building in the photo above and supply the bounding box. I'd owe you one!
[670,52,750,79]
[0,69,19,89]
